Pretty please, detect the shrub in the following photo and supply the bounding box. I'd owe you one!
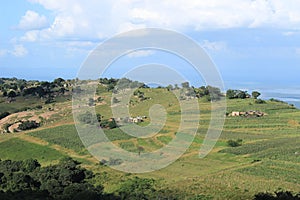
[18,120,40,131]
[78,111,97,125]
[254,190,300,200]
[255,99,266,104]
[107,158,122,166]
[227,139,243,147]
[0,112,10,120]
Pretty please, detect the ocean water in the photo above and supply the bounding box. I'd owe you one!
[286,101,300,109]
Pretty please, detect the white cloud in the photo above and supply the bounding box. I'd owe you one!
[23,0,300,43]
[202,40,227,52]
[20,30,39,42]
[17,10,48,30]
[0,45,28,57]
[127,50,155,58]
[11,45,28,57]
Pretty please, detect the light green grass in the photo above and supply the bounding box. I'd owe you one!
[0,138,65,164]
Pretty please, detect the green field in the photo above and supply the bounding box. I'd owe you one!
[28,124,87,154]
[0,138,65,164]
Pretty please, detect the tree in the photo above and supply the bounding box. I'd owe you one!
[18,121,40,131]
[78,111,97,125]
[237,90,248,99]
[118,177,156,200]
[53,78,65,87]
[88,98,95,106]
[252,91,261,99]
[112,97,119,104]
[181,82,190,88]
[226,89,237,99]
[7,90,16,98]
[166,84,173,91]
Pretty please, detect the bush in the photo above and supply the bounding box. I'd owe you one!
[78,111,97,125]
[18,121,40,131]
[107,158,122,166]
[227,139,243,147]
[255,99,266,104]
[0,112,10,120]
[254,190,300,200]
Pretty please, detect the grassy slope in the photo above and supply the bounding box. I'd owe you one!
[0,138,65,165]
[0,88,300,199]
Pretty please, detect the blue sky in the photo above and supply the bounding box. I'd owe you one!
[1,0,300,100]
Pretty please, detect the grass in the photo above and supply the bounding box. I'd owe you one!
[28,124,87,154]
[220,137,300,163]
[157,135,173,144]
[0,138,65,164]
[0,96,44,113]
[237,160,300,184]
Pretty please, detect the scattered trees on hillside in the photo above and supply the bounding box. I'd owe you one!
[0,78,72,101]
[77,111,117,129]
[226,89,250,99]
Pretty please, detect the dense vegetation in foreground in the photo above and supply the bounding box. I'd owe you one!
[0,77,300,199]
[1,158,299,200]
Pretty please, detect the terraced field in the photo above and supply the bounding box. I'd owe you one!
[0,88,299,199]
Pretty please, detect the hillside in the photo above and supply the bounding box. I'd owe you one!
[0,78,300,199]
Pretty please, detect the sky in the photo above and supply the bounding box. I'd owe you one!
[1,0,300,101]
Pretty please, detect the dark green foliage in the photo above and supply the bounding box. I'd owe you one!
[118,177,156,200]
[193,85,223,101]
[0,158,105,200]
[7,90,17,98]
[252,91,261,99]
[0,111,10,120]
[18,120,40,131]
[254,191,300,200]
[181,82,190,88]
[78,111,97,125]
[0,78,71,101]
[269,98,287,104]
[255,99,266,104]
[227,139,243,147]
[226,89,250,99]
[100,118,117,129]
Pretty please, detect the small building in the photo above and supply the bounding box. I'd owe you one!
[231,111,240,116]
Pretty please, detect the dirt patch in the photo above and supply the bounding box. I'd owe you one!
[40,111,57,120]
[8,122,21,133]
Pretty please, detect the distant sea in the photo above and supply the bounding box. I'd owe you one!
[262,96,300,109]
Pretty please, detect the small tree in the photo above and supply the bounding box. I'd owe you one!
[7,90,17,98]
[252,91,261,99]
[227,139,243,147]
[226,89,236,99]
[112,97,119,104]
